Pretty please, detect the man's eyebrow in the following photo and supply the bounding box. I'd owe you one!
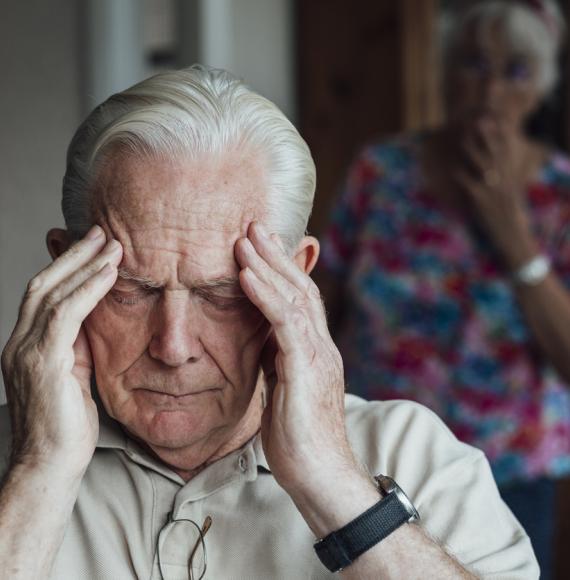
[116,270,243,293]
[194,277,243,294]
[116,268,162,288]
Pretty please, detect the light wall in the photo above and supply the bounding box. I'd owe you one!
[0,0,81,403]
[194,0,296,120]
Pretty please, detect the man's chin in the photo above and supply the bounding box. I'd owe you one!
[127,407,214,451]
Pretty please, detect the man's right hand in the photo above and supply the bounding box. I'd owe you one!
[0,225,122,477]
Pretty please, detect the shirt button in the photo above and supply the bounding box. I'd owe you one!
[238,455,248,472]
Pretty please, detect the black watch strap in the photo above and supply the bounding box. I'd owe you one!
[314,492,410,572]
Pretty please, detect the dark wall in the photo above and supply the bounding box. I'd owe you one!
[296,1,404,237]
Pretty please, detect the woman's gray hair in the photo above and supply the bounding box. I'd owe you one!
[62,65,316,252]
[441,0,566,95]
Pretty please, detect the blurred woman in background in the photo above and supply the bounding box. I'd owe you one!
[317,1,569,576]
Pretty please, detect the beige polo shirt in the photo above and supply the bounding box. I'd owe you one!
[0,395,538,579]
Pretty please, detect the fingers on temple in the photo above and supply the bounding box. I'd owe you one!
[236,236,296,298]
[41,240,122,311]
[43,262,119,354]
[237,237,329,352]
[237,235,322,321]
[247,223,308,287]
[239,266,306,356]
[33,226,108,290]
[17,232,121,335]
[239,224,322,303]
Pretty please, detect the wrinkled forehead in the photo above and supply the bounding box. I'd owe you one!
[94,151,265,227]
[91,151,267,278]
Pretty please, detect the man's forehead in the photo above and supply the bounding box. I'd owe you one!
[92,151,267,284]
[114,237,244,289]
[94,150,267,228]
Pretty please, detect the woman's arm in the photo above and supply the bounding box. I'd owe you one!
[455,123,570,385]
[512,263,570,385]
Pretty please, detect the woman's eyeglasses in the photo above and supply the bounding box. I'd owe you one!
[458,53,533,85]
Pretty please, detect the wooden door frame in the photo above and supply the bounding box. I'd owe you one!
[400,0,442,130]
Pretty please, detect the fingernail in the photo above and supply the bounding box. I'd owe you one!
[255,222,269,238]
[243,266,257,281]
[242,237,255,253]
[86,225,104,240]
[105,239,122,255]
[100,263,115,277]
[271,233,285,251]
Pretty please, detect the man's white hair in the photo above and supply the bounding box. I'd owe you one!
[441,0,566,95]
[62,65,316,252]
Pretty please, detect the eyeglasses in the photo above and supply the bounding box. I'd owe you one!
[457,53,534,86]
[156,513,212,580]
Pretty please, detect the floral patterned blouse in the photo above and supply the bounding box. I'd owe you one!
[320,133,570,486]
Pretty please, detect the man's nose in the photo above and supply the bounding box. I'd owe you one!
[148,292,204,367]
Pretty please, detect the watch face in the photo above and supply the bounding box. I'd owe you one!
[375,475,420,522]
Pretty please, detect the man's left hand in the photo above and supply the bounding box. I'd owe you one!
[234,222,357,494]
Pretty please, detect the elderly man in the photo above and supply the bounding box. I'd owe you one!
[0,67,537,579]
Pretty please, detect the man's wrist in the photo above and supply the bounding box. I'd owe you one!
[287,466,380,538]
[8,455,88,489]
[310,474,421,573]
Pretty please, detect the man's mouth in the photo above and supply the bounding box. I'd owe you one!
[134,387,221,405]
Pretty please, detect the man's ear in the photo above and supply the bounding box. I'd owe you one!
[293,236,320,275]
[46,228,71,260]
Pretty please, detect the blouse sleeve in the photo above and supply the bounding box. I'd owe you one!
[546,155,570,286]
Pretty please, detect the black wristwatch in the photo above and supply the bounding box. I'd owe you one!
[313,475,420,573]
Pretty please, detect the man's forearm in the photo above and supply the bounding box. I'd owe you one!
[342,521,477,579]
[289,469,477,580]
[0,463,83,579]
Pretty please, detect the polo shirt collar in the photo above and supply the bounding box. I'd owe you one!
[252,432,271,471]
